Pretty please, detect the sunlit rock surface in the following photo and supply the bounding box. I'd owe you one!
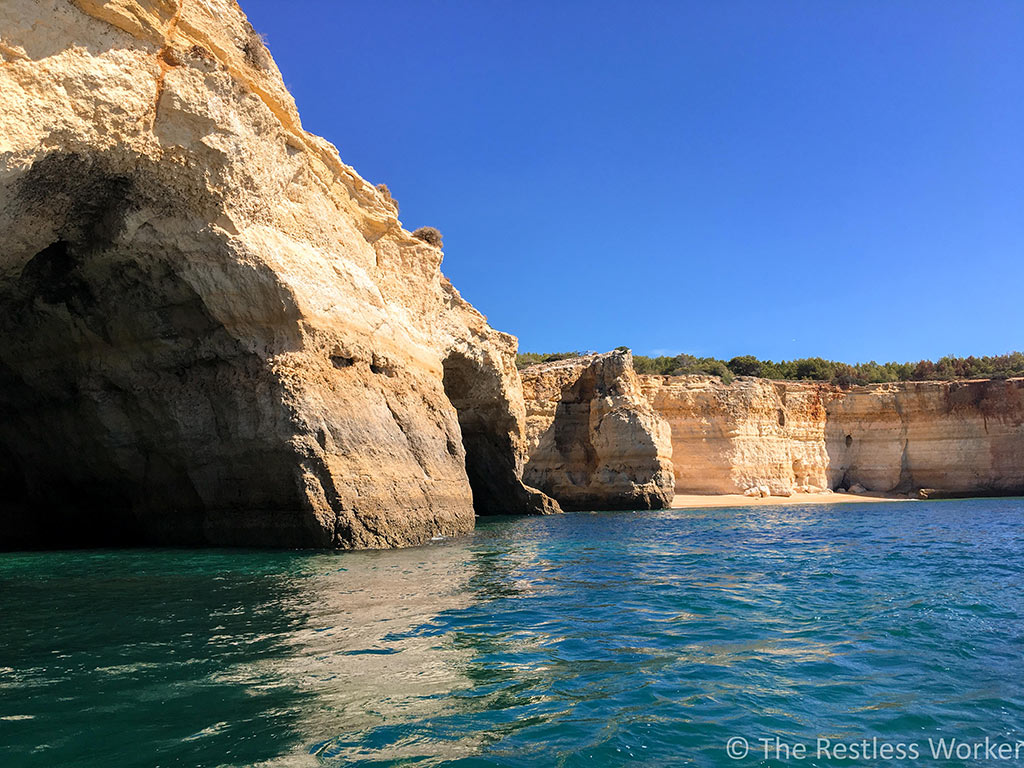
[640,374,1024,497]
[639,376,835,496]
[826,379,1024,495]
[0,0,554,549]
[521,351,675,510]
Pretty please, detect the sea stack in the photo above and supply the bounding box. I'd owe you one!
[520,351,676,510]
[0,0,556,549]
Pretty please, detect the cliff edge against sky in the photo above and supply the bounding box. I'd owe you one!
[640,374,1024,497]
[0,0,556,549]
[1,1,1020,551]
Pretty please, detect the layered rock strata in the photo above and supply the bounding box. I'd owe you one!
[826,379,1024,495]
[640,374,1024,497]
[520,352,675,510]
[639,376,835,496]
[0,0,554,550]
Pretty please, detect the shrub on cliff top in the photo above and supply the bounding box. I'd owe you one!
[518,350,1024,385]
[412,226,443,248]
[375,183,398,214]
[794,357,834,381]
[727,355,763,377]
[241,24,271,70]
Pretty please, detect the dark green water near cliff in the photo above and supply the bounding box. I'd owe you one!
[3,499,1024,767]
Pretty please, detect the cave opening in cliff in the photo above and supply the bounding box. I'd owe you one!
[441,351,522,515]
[0,153,320,548]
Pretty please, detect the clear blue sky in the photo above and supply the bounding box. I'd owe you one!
[242,0,1023,363]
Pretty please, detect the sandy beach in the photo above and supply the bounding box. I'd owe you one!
[670,491,911,509]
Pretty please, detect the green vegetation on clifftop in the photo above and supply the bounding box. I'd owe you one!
[516,350,1024,387]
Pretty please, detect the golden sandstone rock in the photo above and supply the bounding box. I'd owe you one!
[520,351,675,510]
[826,379,1024,495]
[639,376,835,496]
[639,374,1024,497]
[2,0,1021,550]
[0,0,555,548]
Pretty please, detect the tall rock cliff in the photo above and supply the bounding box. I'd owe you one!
[0,0,555,549]
[641,374,1024,497]
[640,376,835,496]
[827,379,1024,495]
[520,352,675,510]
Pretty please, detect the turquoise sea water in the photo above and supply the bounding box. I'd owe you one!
[2,499,1024,767]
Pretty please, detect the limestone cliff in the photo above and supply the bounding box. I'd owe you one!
[639,376,835,496]
[0,0,555,549]
[827,379,1024,495]
[640,374,1024,497]
[520,352,675,510]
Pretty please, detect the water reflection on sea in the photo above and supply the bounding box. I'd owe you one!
[3,499,1024,767]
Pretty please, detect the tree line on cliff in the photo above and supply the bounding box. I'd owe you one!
[516,350,1024,387]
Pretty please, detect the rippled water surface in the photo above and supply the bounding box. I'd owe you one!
[3,499,1024,766]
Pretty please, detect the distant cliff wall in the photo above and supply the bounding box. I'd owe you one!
[639,376,834,495]
[639,374,1024,496]
[826,379,1024,495]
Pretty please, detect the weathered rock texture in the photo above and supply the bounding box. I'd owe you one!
[639,376,835,496]
[0,0,554,550]
[521,352,675,510]
[826,379,1024,495]
[640,374,1024,497]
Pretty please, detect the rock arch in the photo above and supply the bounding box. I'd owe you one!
[442,350,556,516]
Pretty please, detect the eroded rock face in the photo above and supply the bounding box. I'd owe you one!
[827,379,1024,494]
[438,280,559,517]
[640,374,1024,497]
[0,0,553,549]
[640,376,836,496]
[521,352,675,510]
